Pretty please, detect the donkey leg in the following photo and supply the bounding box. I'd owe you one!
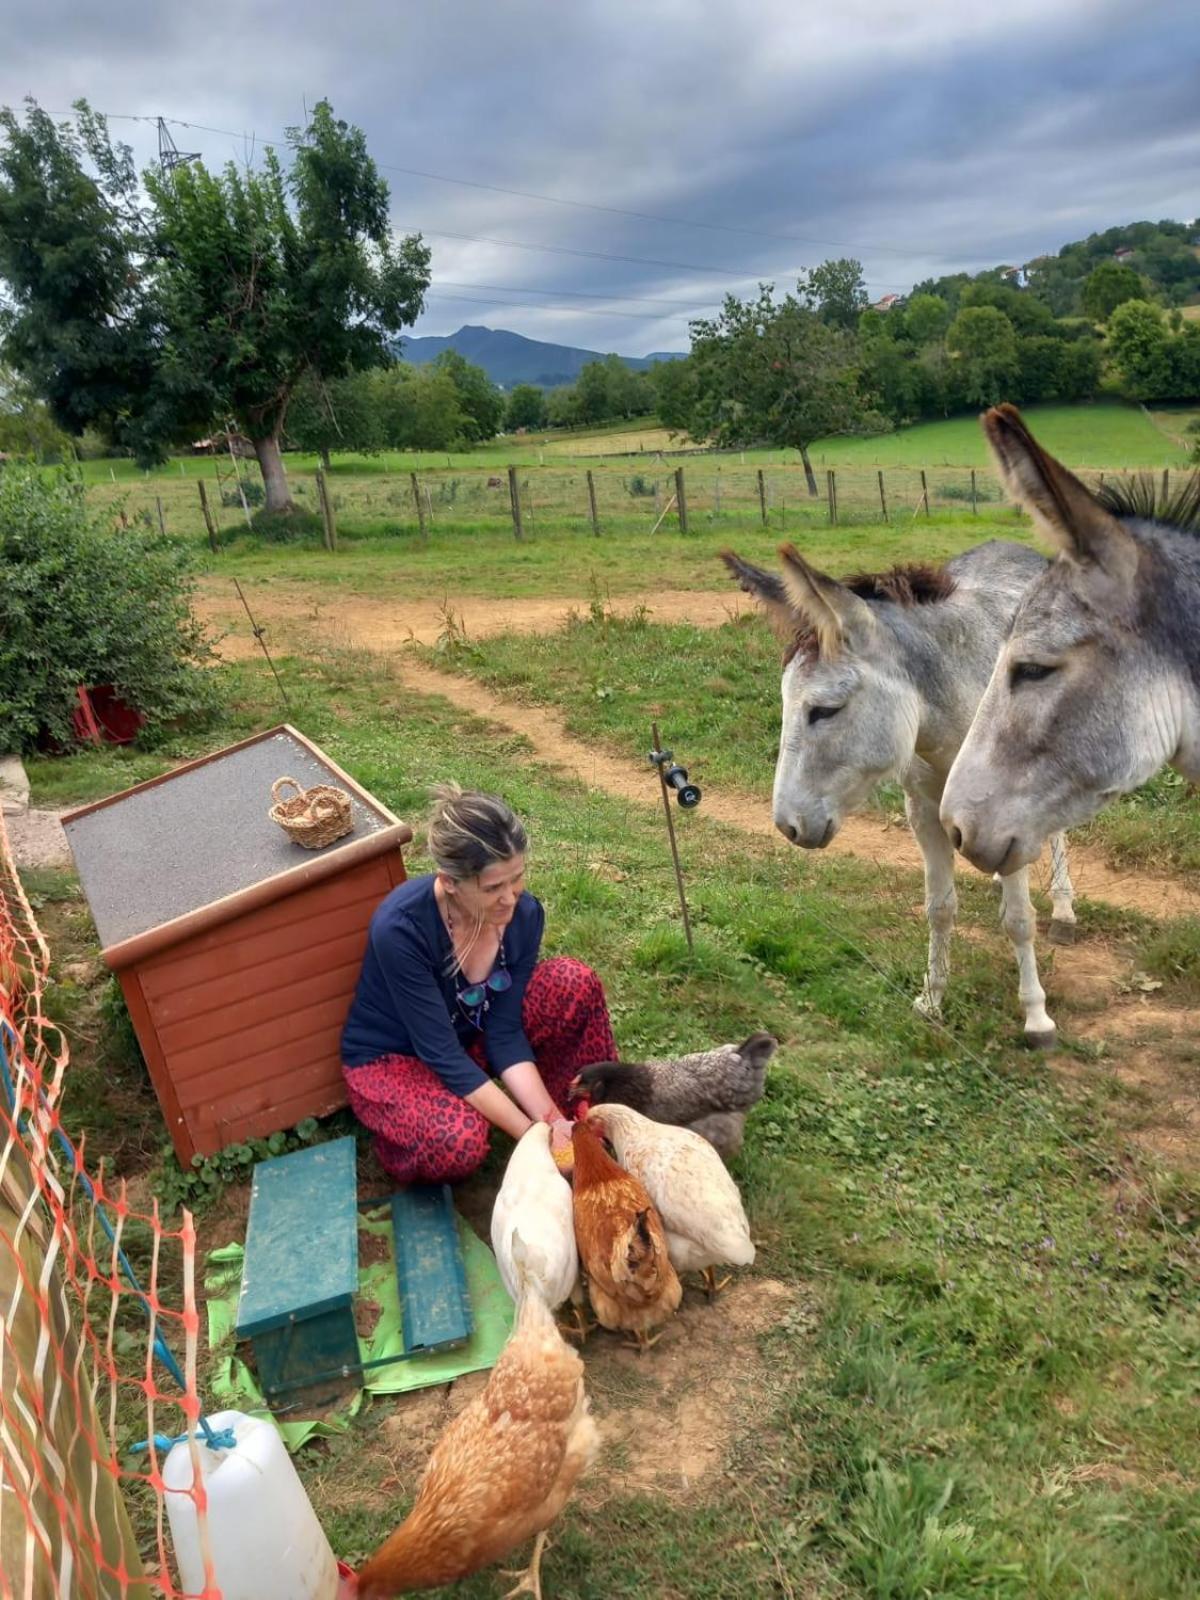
[906,791,957,1023]
[1047,832,1077,945]
[999,868,1056,1047]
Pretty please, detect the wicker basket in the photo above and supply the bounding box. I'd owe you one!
[268,775,354,849]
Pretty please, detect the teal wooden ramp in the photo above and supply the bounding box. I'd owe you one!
[392,1185,473,1355]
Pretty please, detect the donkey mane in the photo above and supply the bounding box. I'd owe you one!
[839,562,956,606]
[1095,471,1200,536]
[783,561,955,664]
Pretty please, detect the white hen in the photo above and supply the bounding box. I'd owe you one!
[585,1102,754,1295]
[490,1122,580,1315]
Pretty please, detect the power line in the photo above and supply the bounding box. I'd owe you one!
[78,109,967,275]
[398,224,910,292]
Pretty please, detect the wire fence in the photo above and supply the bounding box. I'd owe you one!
[83,459,1168,548]
[0,810,212,1599]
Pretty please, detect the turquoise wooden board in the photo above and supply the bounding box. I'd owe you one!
[236,1137,359,1339]
[392,1185,473,1355]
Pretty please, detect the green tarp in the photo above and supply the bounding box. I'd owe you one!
[204,1209,514,1451]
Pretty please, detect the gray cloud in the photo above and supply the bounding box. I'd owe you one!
[3,0,1197,356]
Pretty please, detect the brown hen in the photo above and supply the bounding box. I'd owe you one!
[340,1293,598,1599]
[570,1120,682,1351]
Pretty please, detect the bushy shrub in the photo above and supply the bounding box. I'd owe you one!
[0,465,219,752]
[220,477,265,508]
[248,505,325,542]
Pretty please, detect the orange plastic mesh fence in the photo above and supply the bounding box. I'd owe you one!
[0,810,218,1599]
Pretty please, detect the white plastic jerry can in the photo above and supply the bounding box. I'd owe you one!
[163,1410,338,1600]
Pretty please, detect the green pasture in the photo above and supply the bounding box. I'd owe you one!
[27,649,1200,1599]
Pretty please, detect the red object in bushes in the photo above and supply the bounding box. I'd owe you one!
[71,685,145,746]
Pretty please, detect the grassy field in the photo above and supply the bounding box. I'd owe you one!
[22,647,1200,1598]
[73,401,1193,555]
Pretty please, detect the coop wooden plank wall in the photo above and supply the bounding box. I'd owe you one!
[120,849,406,1163]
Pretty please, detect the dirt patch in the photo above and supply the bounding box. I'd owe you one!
[364,1276,806,1517]
[196,583,743,659]
[1068,994,1200,1170]
[582,1276,803,1503]
[358,1229,391,1269]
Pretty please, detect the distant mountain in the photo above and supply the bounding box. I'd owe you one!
[396,325,686,389]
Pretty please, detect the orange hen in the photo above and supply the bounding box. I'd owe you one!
[570,1120,682,1351]
[343,1293,598,1599]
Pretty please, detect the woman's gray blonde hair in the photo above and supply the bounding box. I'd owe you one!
[427,783,528,882]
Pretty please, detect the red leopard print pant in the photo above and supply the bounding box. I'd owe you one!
[343,956,616,1184]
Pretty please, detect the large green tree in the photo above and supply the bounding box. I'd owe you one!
[1107,299,1183,399]
[1081,260,1144,323]
[688,284,869,493]
[504,383,547,431]
[0,99,431,510]
[946,304,1019,406]
[803,258,868,330]
[431,349,504,442]
[0,102,165,461]
[285,369,381,466]
[148,102,430,511]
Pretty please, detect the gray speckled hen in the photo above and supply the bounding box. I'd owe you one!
[568,1033,777,1160]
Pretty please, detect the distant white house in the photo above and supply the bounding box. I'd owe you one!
[1113,246,1136,262]
[871,293,905,312]
[999,265,1030,288]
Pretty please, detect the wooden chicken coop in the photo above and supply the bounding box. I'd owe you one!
[62,726,412,1164]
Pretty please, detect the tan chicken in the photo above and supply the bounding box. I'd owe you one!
[339,1292,599,1599]
[586,1102,754,1298]
[570,1120,682,1351]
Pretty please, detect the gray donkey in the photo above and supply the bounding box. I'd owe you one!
[943,403,1200,875]
[724,540,1076,1046]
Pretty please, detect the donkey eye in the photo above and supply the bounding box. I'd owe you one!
[1009,661,1058,688]
[808,704,841,725]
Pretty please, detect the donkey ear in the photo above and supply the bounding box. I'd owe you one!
[720,550,798,644]
[778,544,875,656]
[982,404,1138,582]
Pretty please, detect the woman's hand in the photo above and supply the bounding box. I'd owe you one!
[548,1117,573,1154]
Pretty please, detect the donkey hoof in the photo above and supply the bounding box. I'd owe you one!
[1024,1028,1058,1052]
[1047,919,1076,946]
[913,994,943,1023]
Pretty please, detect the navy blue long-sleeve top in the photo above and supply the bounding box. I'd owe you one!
[340,874,545,1096]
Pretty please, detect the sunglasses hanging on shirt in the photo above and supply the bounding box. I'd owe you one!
[455,940,512,1026]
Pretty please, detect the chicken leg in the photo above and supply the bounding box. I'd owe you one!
[502,1529,550,1600]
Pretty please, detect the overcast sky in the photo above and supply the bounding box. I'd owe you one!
[4,0,1198,357]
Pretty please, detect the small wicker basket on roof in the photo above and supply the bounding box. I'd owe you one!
[268,775,354,849]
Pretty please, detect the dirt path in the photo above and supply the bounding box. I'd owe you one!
[199,577,1200,922]
[196,582,743,654]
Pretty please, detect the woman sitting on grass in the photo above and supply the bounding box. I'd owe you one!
[341,784,616,1184]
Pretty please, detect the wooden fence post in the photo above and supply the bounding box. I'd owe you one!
[197,480,218,552]
[1163,468,1170,501]
[586,469,600,535]
[674,466,689,534]
[315,469,337,551]
[758,468,767,527]
[877,470,889,523]
[410,472,427,538]
[507,465,524,540]
[970,468,978,515]
[155,495,166,537]
[826,470,837,526]
[920,469,930,517]
[714,474,721,516]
